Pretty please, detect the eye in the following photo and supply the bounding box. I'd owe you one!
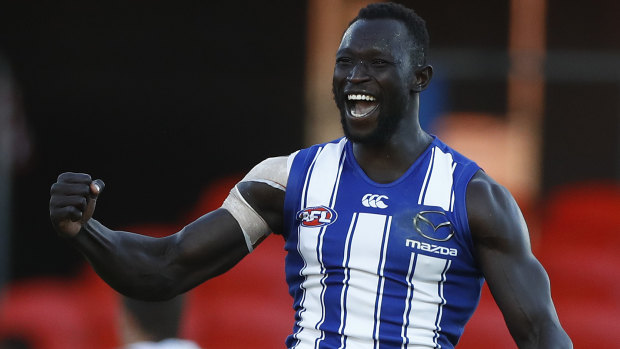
[336,57,352,65]
[372,59,389,66]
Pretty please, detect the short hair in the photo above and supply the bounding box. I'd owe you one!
[350,2,430,65]
[122,295,185,341]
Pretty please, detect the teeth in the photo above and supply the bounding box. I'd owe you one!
[347,94,376,101]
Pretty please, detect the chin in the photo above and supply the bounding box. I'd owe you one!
[340,113,391,145]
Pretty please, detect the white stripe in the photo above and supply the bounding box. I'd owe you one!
[418,147,435,205]
[297,140,347,344]
[305,140,346,207]
[448,162,457,212]
[406,254,450,348]
[294,327,324,349]
[342,213,387,347]
[401,253,417,349]
[433,260,451,348]
[315,224,328,333]
[345,336,370,348]
[422,147,456,211]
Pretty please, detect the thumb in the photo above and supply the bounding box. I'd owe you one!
[83,179,105,223]
[90,179,105,197]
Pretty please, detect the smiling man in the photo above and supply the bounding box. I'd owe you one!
[49,3,572,348]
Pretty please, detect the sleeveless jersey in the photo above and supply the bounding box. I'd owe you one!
[282,136,483,349]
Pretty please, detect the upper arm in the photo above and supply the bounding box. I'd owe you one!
[77,209,249,300]
[467,171,571,348]
[153,156,288,294]
[73,156,290,300]
[166,208,250,293]
[230,155,288,236]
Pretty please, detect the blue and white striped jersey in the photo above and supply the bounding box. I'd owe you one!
[282,136,483,349]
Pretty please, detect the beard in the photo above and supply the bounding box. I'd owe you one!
[333,87,408,145]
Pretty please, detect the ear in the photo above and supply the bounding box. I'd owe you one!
[411,65,433,92]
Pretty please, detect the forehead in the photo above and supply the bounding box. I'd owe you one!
[338,18,411,55]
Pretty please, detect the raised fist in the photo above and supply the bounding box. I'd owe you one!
[49,172,105,237]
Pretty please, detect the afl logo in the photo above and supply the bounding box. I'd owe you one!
[297,206,338,228]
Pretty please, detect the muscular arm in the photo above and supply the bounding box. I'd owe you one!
[50,157,287,301]
[467,171,572,348]
[69,210,249,300]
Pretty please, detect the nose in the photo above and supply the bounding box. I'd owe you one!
[347,61,370,83]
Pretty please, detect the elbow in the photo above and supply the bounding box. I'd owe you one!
[98,254,185,301]
[114,272,183,301]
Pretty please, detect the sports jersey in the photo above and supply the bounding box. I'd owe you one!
[282,136,483,349]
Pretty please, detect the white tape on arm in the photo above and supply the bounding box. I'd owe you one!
[221,186,270,252]
[221,156,289,252]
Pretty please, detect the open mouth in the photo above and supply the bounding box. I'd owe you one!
[347,94,379,118]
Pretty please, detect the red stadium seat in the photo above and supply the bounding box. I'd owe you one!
[538,181,620,347]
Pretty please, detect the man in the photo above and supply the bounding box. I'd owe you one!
[49,3,572,348]
[119,295,201,349]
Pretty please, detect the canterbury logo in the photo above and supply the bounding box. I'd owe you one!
[362,194,388,209]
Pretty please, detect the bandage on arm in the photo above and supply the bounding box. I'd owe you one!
[221,156,291,252]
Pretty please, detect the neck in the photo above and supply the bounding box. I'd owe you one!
[353,119,432,183]
[352,112,432,184]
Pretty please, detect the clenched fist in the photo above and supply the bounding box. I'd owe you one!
[49,172,105,237]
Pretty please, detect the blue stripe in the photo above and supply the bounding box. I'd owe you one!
[328,146,347,207]
[291,147,324,348]
[315,145,347,349]
[338,212,358,349]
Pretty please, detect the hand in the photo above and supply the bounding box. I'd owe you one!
[49,172,105,237]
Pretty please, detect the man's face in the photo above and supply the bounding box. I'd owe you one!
[333,18,416,145]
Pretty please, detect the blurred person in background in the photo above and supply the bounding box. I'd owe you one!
[49,2,571,348]
[0,336,32,349]
[119,295,200,349]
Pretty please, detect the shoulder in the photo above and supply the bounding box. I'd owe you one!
[466,170,529,251]
[466,170,513,215]
[242,155,291,190]
[242,138,346,192]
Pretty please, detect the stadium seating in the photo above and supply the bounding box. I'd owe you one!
[1,180,617,348]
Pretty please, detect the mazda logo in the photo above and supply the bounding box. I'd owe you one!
[413,211,455,242]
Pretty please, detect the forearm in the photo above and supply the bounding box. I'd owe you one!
[485,254,571,349]
[518,321,573,349]
[68,219,181,300]
[50,173,253,300]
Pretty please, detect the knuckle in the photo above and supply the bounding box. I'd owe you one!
[50,183,58,194]
[57,172,92,183]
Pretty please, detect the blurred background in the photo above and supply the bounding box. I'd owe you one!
[0,0,618,348]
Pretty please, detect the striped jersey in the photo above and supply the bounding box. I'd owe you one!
[282,136,483,349]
